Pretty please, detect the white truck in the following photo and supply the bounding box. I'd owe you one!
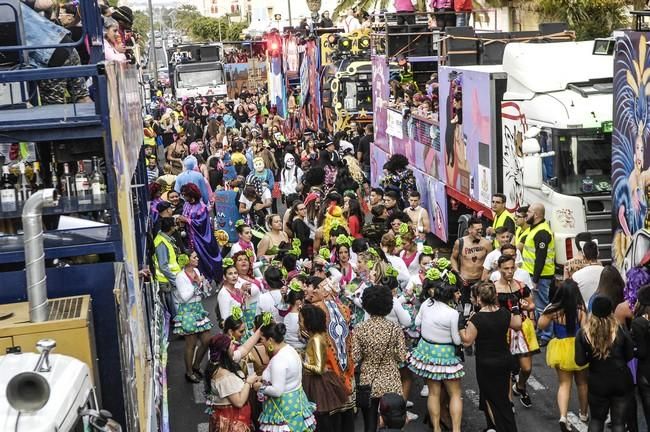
[0,339,120,432]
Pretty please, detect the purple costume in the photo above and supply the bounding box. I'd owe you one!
[183,200,223,281]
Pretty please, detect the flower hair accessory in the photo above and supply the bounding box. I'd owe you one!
[335,235,352,248]
[231,305,243,321]
[385,266,398,277]
[399,223,409,235]
[319,247,331,261]
[245,249,253,258]
[437,256,450,270]
[222,257,235,268]
[367,247,379,258]
[288,238,302,257]
[281,268,288,279]
[447,272,457,285]
[366,260,375,269]
[422,245,434,256]
[395,235,403,247]
[289,279,302,292]
[425,268,441,281]
[262,312,273,327]
[177,254,190,267]
[235,219,246,228]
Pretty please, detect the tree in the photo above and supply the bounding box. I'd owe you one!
[132,10,151,41]
[333,0,428,20]
[536,0,629,40]
[189,16,247,42]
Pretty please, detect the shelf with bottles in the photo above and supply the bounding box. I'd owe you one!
[0,141,111,222]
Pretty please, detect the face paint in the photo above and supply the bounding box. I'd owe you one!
[285,157,295,169]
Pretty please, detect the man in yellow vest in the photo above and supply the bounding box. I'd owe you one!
[154,217,181,317]
[487,193,515,249]
[523,202,555,345]
[514,205,530,252]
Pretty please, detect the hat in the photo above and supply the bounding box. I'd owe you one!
[638,284,650,306]
[591,296,613,318]
[112,6,133,28]
[156,201,172,213]
[339,140,354,155]
[379,393,407,428]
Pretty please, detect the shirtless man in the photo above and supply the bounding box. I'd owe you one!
[451,216,492,311]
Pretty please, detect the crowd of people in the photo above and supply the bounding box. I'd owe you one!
[144,79,650,432]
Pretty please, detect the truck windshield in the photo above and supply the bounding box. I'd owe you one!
[177,69,225,88]
[547,129,612,195]
[341,76,373,112]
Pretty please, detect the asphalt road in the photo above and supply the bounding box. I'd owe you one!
[166,293,650,432]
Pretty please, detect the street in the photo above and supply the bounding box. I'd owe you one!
[166,293,649,432]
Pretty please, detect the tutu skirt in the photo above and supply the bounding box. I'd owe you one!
[303,371,349,413]
[546,337,587,372]
[259,387,316,432]
[408,339,465,381]
[174,301,213,335]
[508,318,540,355]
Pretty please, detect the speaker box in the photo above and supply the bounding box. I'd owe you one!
[444,26,477,66]
[478,32,510,65]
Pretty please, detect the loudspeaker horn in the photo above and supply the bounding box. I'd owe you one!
[6,372,51,412]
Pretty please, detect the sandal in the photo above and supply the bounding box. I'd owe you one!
[185,372,201,383]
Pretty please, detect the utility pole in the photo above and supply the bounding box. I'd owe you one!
[287,0,292,27]
[148,0,157,84]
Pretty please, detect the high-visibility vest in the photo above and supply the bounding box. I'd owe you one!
[153,233,181,283]
[515,226,529,245]
[492,209,514,248]
[522,220,555,277]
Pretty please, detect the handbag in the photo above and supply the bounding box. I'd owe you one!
[356,326,394,409]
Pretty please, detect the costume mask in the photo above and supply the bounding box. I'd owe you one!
[253,157,265,173]
[285,155,295,169]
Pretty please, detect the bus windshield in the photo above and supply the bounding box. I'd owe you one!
[177,69,225,88]
[545,129,612,195]
[340,75,373,113]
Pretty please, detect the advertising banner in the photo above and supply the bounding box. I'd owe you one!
[372,55,390,152]
[387,109,404,139]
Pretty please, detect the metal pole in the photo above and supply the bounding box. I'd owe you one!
[287,0,292,27]
[149,1,158,84]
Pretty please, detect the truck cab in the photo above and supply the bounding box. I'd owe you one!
[501,41,613,264]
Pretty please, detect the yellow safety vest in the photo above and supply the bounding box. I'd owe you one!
[515,226,529,245]
[153,233,181,283]
[522,220,555,277]
[492,209,514,248]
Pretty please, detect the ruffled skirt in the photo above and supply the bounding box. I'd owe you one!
[408,339,465,381]
[173,301,213,335]
[258,387,316,432]
[546,337,587,372]
[303,371,349,413]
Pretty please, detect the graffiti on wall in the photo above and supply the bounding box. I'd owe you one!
[501,101,527,210]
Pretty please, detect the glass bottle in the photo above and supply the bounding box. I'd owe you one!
[16,162,31,202]
[32,161,44,191]
[75,160,91,205]
[90,156,106,203]
[61,162,76,199]
[0,164,16,211]
[50,152,59,189]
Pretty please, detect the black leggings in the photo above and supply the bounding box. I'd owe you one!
[639,373,650,428]
[588,392,630,432]
[361,398,381,432]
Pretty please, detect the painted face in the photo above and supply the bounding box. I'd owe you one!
[254,159,265,173]
[285,156,295,169]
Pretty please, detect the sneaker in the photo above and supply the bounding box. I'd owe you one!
[579,411,588,422]
[559,417,572,432]
[406,411,419,421]
[406,400,414,408]
[511,383,522,397]
[519,391,532,408]
[420,385,429,397]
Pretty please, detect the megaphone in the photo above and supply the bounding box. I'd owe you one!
[6,372,51,412]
